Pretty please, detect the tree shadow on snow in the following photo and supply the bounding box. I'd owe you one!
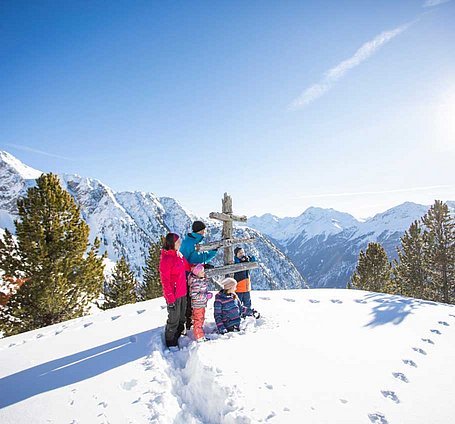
[0,327,163,408]
[361,293,438,328]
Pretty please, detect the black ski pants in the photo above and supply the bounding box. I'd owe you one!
[165,296,187,347]
[185,271,193,329]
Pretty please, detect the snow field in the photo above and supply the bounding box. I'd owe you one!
[1,289,455,423]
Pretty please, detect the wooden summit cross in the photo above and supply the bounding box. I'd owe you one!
[197,193,259,278]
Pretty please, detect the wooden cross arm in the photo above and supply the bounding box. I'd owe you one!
[195,237,256,252]
[204,262,259,277]
[209,212,247,222]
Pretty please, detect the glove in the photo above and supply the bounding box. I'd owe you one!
[167,302,176,310]
[206,292,213,300]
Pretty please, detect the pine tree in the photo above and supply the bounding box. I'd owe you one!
[138,241,162,301]
[422,200,455,304]
[0,173,105,336]
[0,228,23,279]
[350,242,392,293]
[393,220,430,300]
[102,256,138,309]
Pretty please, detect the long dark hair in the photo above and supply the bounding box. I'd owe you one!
[162,233,180,251]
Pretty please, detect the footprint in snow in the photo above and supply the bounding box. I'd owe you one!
[381,391,400,404]
[368,412,389,424]
[283,407,291,412]
[412,347,427,355]
[309,299,320,304]
[430,329,442,335]
[136,309,146,315]
[36,333,44,339]
[449,314,455,318]
[98,401,108,408]
[259,297,270,301]
[111,315,121,321]
[339,399,348,404]
[421,338,434,345]
[160,305,167,309]
[265,383,273,390]
[354,299,368,304]
[283,298,295,303]
[8,343,16,348]
[331,299,343,304]
[392,372,409,383]
[265,412,276,421]
[83,322,93,328]
[121,379,138,391]
[438,321,449,326]
[402,359,417,368]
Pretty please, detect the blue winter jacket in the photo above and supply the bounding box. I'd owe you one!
[179,232,217,265]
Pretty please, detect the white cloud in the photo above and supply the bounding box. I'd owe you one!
[290,22,412,109]
[5,143,73,161]
[423,0,451,7]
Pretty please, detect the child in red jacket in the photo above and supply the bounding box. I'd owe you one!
[188,263,213,342]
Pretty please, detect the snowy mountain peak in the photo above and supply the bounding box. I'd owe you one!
[359,202,430,236]
[0,151,42,180]
[249,207,358,242]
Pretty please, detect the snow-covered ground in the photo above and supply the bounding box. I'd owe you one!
[1,289,454,424]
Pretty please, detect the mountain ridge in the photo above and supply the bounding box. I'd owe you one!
[0,151,306,290]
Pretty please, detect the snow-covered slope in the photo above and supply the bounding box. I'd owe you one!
[248,201,453,289]
[0,151,306,289]
[1,289,454,423]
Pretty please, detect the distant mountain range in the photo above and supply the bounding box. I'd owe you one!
[0,151,306,291]
[2,150,453,290]
[246,200,455,288]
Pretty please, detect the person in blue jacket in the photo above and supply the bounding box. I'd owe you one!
[180,220,218,331]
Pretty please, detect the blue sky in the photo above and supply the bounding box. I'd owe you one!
[1,0,454,219]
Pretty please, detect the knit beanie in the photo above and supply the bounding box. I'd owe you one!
[221,277,237,291]
[234,246,243,256]
[192,220,206,233]
[192,263,205,276]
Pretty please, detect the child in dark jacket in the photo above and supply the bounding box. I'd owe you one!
[233,247,260,319]
[214,278,247,334]
[188,263,213,342]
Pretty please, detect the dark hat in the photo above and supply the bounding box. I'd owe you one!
[192,220,206,233]
[234,246,243,256]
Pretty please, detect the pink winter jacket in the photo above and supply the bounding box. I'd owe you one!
[159,249,189,304]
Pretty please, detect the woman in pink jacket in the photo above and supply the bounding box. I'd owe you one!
[159,233,190,349]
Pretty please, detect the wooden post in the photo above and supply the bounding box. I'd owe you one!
[222,193,233,266]
[207,192,259,283]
